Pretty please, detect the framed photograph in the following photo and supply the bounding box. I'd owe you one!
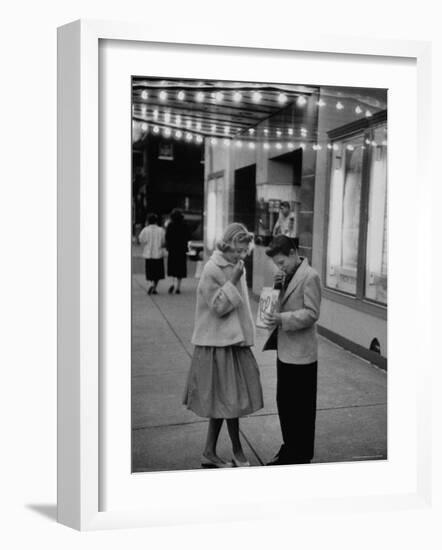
[57,19,432,530]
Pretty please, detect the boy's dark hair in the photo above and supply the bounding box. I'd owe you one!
[280,201,290,209]
[265,235,299,258]
[146,213,158,225]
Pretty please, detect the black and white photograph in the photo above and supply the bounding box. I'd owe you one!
[131,76,388,473]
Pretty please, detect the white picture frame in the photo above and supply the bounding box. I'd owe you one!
[57,19,432,531]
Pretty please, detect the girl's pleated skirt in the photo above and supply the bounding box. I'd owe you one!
[183,345,263,418]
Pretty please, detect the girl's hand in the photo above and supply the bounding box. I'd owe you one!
[263,312,282,327]
[230,259,244,284]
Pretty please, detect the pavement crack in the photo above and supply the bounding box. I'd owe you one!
[239,429,264,466]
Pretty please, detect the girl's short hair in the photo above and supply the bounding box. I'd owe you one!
[216,223,254,254]
[146,213,158,225]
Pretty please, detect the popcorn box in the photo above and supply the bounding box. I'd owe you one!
[256,287,280,328]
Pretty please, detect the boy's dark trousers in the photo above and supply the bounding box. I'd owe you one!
[275,358,318,464]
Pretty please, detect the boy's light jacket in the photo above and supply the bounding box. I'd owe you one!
[263,258,321,364]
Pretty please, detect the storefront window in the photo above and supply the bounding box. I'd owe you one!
[325,112,387,308]
[326,136,364,294]
[365,124,388,304]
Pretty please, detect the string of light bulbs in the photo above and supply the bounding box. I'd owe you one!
[136,87,380,116]
[132,119,387,151]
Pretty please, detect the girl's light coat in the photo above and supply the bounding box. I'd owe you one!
[191,250,255,347]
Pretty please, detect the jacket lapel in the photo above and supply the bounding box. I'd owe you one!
[280,258,308,306]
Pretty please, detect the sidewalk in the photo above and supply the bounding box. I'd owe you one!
[131,267,387,472]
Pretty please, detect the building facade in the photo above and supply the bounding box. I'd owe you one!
[203,86,387,367]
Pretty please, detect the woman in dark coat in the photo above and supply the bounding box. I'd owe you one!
[166,209,189,294]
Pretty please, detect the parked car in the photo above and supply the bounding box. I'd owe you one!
[187,240,204,261]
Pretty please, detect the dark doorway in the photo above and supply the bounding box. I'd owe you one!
[234,164,256,288]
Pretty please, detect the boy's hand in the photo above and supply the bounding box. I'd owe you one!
[273,271,285,287]
[263,312,282,327]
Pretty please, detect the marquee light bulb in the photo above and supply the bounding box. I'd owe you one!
[233,91,242,102]
[159,90,168,101]
[196,92,204,102]
[336,102,344,110]
[278,93,288,104]
[177,90,185,101]
[141,90,148,100]
[297,96,307,107]
[252,91,262,103]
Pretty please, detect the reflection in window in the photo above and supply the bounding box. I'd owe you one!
[365,124,388,304]
[326,137,364,294]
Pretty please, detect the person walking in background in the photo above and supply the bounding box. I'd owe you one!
[165,208,189,294]
[138,213,166,295]
[183,223,263,468]
[272,201,296,238]
[263,235,321,465]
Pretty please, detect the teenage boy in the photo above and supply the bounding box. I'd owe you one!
[263,235,322,465]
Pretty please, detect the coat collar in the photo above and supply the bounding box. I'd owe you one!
[280,257,309,305]
[210,249,234,268]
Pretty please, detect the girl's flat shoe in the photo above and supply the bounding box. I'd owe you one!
[201,456,234,469]
[168,285,174,294]
[232,457,251,468]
